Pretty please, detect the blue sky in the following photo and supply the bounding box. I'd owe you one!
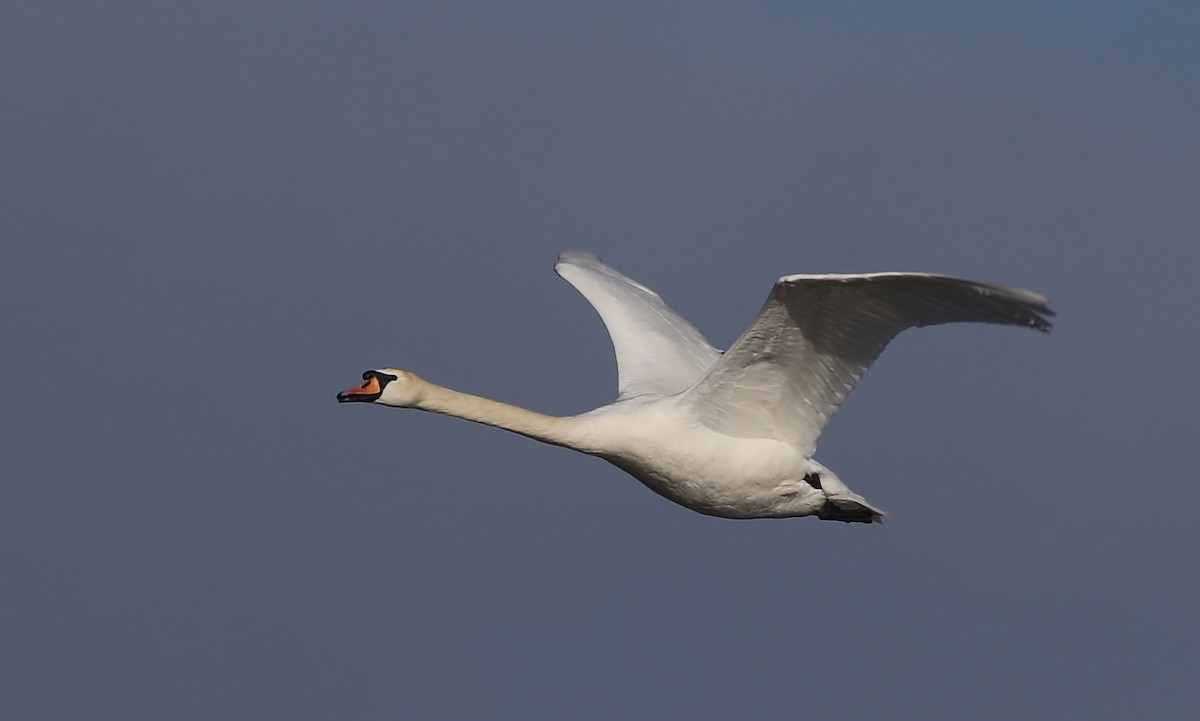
[3,2,1198,719]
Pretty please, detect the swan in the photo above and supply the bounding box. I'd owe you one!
[337,252,1052,522]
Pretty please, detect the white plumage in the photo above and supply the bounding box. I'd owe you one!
[338,252,1053,522]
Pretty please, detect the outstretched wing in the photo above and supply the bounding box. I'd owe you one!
[680,272,1054,454]
[555,252,721,399]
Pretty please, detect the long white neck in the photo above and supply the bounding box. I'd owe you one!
[413,383,594,452]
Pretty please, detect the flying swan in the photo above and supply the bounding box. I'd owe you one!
[338,252,1052,522]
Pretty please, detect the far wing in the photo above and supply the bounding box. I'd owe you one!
[680,272,1054,454]
[555,252,721,399]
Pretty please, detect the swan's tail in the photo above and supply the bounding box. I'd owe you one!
[805,466,887,524]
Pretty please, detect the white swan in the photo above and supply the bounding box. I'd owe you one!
[338,252,1052,522]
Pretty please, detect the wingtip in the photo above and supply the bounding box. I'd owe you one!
[556,250,602,266]
[977,282,1056,334]
[1016,294,1055,333]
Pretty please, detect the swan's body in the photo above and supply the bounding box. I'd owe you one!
[338,252,1053,522]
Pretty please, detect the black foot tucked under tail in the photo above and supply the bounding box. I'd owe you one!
[816,500,883,524]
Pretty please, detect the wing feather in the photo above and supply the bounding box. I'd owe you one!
[555,252,721,399]
[681,272,1054,453]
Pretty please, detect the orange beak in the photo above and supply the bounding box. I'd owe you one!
[337,375,382,403]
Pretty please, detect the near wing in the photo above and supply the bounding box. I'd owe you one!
[555,252,721,399]
[680,272,1054,454]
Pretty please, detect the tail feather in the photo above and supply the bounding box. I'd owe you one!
[806,464,887,523]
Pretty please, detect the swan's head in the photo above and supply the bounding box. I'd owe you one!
[336,368,426,407]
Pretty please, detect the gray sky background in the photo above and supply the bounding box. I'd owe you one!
[4,2,1198,719]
